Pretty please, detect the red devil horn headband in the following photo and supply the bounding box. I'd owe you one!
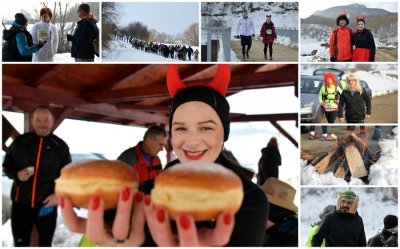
[167,64,231,97]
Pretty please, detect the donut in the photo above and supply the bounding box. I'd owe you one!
[151,161,243,221]
[55,160,138,210]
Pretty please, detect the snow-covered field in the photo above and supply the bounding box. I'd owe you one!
[300,187,398,246]
[103,39,199,62]
[301,127,398,185]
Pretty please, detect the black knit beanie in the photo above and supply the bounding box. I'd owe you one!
[169,85,230,141]
[336,14,349,26]
[78,3,91,13]
[15,13,28,26]
[384,215,398,229]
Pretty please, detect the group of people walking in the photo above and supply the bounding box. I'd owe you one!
[3,3,99,62]
[116,34,199,61]
[235,10,277,61]
[329,12,376,62]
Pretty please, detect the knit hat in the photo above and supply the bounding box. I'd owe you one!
[167,65,231,141]
[78,3,91,13]
[15,13,28,26]
[319,205,336,220]
[261,177,298,212]
[40,7,53,19]
[336,13,349,26]
[384,215,398,229]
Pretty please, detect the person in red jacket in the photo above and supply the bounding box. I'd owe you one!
[117,125,167,191]
[352,16,375,62]
[329,12,354,62]
[260,14,277,60]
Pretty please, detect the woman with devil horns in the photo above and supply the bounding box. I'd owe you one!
[59,65,269,246]
[352,16,376,62]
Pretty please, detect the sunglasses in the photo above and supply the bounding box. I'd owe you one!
[266,15,271,17]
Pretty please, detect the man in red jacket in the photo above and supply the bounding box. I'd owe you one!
[329,12,354,62]
[117,125,167,192]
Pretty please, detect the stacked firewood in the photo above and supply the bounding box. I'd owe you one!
[310,133,378,183]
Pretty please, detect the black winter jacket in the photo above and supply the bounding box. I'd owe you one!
[2,28,34,61]
[257,146,281,185]
[368,229,393,247]
[70,17,98,59]
[338,89,371,121]
[311,211,367,247]
[354,29,376,61]
[3,132,71,207]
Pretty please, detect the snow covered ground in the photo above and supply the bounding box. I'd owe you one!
[300,187,398,246]
[53,53,100,63]
[301,127,398,185]
[103,39,199,62]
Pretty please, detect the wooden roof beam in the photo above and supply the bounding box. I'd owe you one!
[270,121,298,148]
[229,113,298,122]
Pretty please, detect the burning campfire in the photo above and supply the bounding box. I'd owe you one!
[305,133,378,183]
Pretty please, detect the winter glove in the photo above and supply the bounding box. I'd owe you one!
[330,56,337,62]
[321,102,325,107]
[36,40,47,50]
[252,34,255,38]
[234,35,240,39]
[274,35,277,39]
[67,34,73,42]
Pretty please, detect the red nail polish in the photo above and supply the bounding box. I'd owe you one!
[224,213,232,225]
[60,197,64,208]
[179,214,190,230]
[136,192,143,202]
[144,195,151,206]
[122,187,130,202]
[91,196,100,210]
[156,209,165,223]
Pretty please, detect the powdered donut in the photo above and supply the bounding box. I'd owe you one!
[151,161,243,221]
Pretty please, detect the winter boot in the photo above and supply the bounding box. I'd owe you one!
[372,126,381,140]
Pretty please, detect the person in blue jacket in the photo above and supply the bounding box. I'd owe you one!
[2,13,45,62]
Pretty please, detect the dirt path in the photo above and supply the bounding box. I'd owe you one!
[301,126,394,157]
[231,39,298,62]
[319,92,398,124]
[375,49,398,62]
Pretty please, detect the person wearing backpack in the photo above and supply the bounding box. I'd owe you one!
[2,13,46,62]
[67,3,99,62]
[318,72,342,124]
[368,215,398,247]
[329,11,354,62]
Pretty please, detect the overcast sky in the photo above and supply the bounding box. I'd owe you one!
[118,2,199,35]
[300,1,398,18]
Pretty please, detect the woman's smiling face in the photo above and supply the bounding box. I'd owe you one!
[171,101,224,163]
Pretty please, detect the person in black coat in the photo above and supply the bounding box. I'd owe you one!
[312,191,367,247]
[3,106,71,246]
[368,215,398,247]
[339,74,371,123]
[67,3,98,61]
[352,16,376,62]
[257,137,281,185]
[187,46,194,61]
[59,65,268,246]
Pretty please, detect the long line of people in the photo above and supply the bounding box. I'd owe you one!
[114,33,199,61]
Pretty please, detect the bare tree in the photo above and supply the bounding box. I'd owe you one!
[182,22,199,46]
[102,2,119,50]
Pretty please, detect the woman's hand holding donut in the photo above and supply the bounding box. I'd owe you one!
[143,195,235,246]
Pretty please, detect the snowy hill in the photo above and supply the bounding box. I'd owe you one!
[300,187,398,246]
[313,3,394,18]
